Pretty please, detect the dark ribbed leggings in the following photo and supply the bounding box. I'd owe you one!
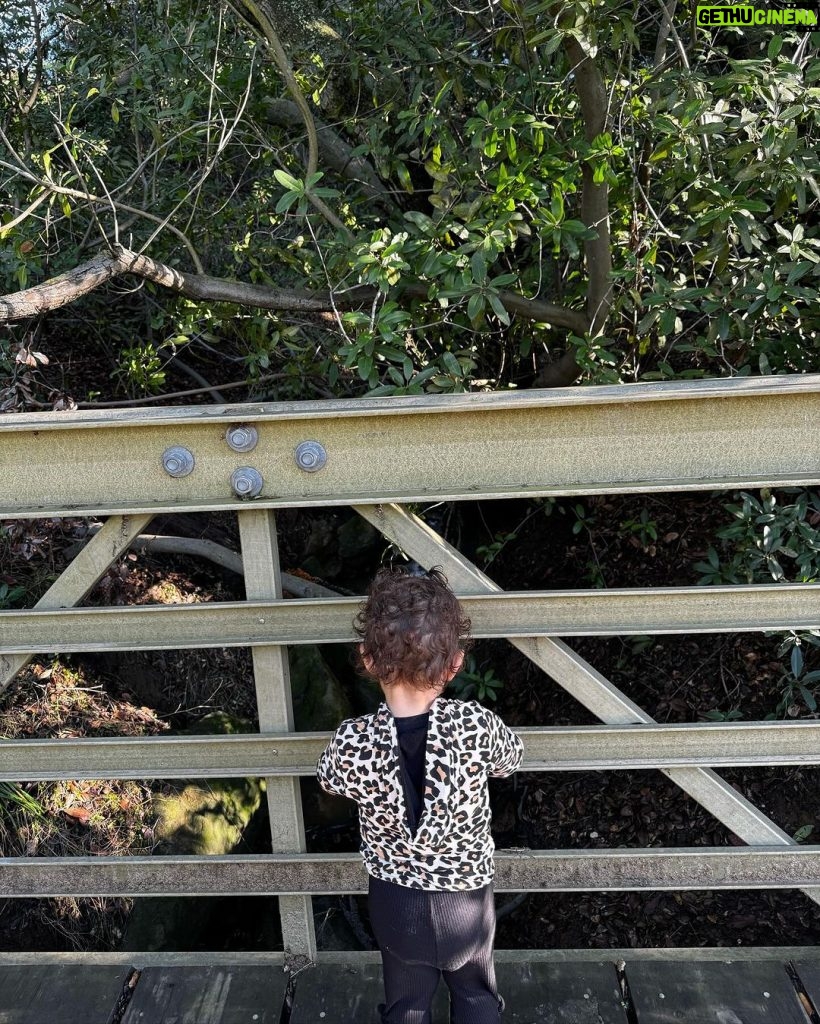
[368,875,503,1024]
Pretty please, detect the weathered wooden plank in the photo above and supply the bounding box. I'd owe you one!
[791,962,820,1020]
[4,847,820,897]
[0,513,154,693]
[497,961,628,1023]
[3,376,820,518]
[0,964,133,1024]
[355,502,820,908]
[0,947,817,967]
[120,966,287,1024]
[238,508,315,958]
[289,964,450,1023]
[2,584,820,654]
[8,720,820,783]
[624,960,809,1024]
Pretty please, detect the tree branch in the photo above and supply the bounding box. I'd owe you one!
[238,0,319,181]
[0,246,588,333]
[263,98,394,209]
[564,35,613,339]
[20,0,44,115]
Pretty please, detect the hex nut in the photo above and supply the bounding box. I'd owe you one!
[294,440,327,472]
[161,446,195,478]
[226,425,259,453]
[231,466,264,498]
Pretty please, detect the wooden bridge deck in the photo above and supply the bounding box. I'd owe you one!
[1,953,819,1024]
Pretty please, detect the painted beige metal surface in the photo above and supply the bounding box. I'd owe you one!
[238,509,315,958]
[6,721,820,782]
[0,513,154,693]
[3,847,820,896]
[3,376,820,517]
[354,503,820,906]
[2,584,819,654]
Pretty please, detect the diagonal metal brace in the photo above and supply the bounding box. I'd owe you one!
[354,502,820,909]
[0,513,154,695]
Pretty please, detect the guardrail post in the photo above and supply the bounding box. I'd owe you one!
[238,508,316,959]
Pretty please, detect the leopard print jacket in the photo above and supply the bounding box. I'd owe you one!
[316,697,523,891]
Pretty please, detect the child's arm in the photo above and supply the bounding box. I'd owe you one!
[484,708,524,777]
[316,727,349,797]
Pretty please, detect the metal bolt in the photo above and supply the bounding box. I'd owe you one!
[161,446,195,478]
[294,440,327,473]
[225,425,258,453]
[231,466,263,499]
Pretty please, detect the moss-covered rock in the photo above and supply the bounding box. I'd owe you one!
[121,712,265,951]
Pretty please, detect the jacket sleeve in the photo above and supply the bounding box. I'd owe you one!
[316,727,350,798]
[484,708,524,777]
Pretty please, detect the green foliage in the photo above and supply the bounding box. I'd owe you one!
[772,630,820,716]
[695,489,820,585]
[0,781,44,820]
[701,707,744,722]
[111,344,167,396]
[0,582,25,608]
[476,531,519,568]
[1,0,819,399]
[619,508,658,551]
[451,655,504,704]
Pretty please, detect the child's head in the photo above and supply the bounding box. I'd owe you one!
[354,566,471,691]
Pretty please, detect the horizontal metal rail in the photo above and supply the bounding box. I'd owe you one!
[2,585,819,653]
[3,375,820,518]
[5,721,820,781]
[3,847,820,896]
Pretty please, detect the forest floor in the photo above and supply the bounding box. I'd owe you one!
[1,491,819,951]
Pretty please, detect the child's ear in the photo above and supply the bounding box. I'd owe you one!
[449,650,465,679]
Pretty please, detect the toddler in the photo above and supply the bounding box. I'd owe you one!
[317,567,523,1023]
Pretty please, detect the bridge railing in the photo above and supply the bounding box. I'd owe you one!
[2,374,820,960]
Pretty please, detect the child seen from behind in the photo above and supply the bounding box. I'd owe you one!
[317,567,523,1023]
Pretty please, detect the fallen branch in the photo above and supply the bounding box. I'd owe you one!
[0,245,589,333]
[66,527,342,600]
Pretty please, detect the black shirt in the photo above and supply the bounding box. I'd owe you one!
[395,711,429,835]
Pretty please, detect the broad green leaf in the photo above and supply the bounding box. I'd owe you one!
[273,169,301,192]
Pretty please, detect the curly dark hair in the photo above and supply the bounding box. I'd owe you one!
[353,566,472,690]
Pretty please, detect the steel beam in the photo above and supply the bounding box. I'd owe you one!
[2,584,819,654]
[5,721,820,782]
[3,848,820,897]
[3,376,820,517]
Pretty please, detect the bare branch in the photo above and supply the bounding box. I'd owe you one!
[238,0,319,181]
[0,246,588,334]
[0,157,205,271]
[20,0,44,115]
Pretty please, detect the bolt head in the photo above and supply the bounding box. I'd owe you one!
[226,425,258,453]
[294,440,327,472]
[230,466,263,499]
[161,446,195,478]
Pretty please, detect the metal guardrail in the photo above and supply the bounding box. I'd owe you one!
[2,374,820,958]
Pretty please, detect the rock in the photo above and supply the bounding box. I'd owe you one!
[301,517,342,579]
[337,516,378,562]
[289,645,353,730]
[120,713,265,951]
[151,776,264,855]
